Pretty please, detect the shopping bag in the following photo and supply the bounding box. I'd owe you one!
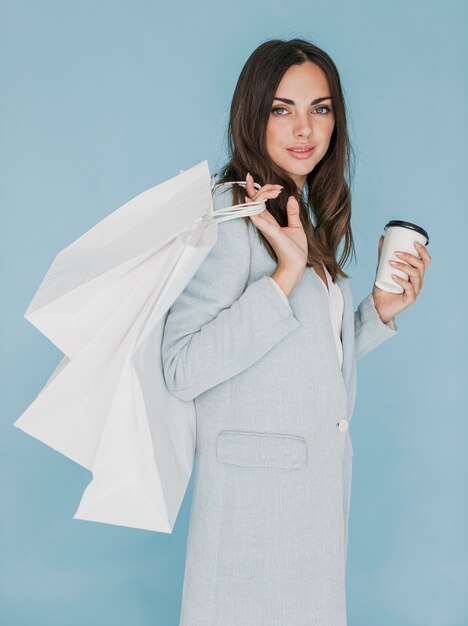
[14,159,265,532]
[22,161,217,358]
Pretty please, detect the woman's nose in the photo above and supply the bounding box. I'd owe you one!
[293,114,314,138]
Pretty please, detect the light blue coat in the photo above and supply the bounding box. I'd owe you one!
[161,185,399,626]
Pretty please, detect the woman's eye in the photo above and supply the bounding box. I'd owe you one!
[314,106,332,115]
[271,107,288,116]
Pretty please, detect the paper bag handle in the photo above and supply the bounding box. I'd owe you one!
[208,179,266,224]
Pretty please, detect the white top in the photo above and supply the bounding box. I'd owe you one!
[268,263,344,368]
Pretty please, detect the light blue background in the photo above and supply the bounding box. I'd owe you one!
[1,1,466,624]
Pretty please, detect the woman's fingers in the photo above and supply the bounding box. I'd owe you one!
[285,195,302,228]
[388,259,421,291]
[244,173,287,232]
[390,271,417,302]
[245,172,256,199]
[413,241,431,266]
[250,209,281,240]
[245,194,281,228]
[245,172,283,200]
[393,250,424,271]
[244,189,281,205]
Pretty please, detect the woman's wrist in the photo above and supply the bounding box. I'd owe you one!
[270,267,303,297]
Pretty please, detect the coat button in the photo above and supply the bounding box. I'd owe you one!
[338,419,349,433]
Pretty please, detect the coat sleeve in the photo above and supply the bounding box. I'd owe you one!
[354,292,398,361]
[161,193,301,401]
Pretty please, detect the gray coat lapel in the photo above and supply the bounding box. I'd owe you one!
[335,276,357,419]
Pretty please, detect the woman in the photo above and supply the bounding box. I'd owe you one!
[162,38,430,626]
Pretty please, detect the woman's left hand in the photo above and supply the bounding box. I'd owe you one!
[372,237,431,324]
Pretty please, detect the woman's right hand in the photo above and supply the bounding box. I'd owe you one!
[244,172,308,279]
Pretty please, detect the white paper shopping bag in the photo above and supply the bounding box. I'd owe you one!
[14,160,265,532]
[24,160,215,359]
[73,221,215,531]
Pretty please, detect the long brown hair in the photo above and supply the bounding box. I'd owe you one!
[215,38,357,281]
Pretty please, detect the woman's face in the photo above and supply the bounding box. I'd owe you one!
[265,61,335,193]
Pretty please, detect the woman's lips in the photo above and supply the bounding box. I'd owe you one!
[287,147,316,160]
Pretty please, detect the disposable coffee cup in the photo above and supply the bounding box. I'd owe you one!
[375,220,429,294]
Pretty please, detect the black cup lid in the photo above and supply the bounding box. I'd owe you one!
[384,220,429,245]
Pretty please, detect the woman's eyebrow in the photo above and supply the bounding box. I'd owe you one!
[273,96,332,105]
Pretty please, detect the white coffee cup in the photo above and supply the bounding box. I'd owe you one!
[375,220,429,294]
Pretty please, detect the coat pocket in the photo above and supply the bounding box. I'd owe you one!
[216,430,308,470]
